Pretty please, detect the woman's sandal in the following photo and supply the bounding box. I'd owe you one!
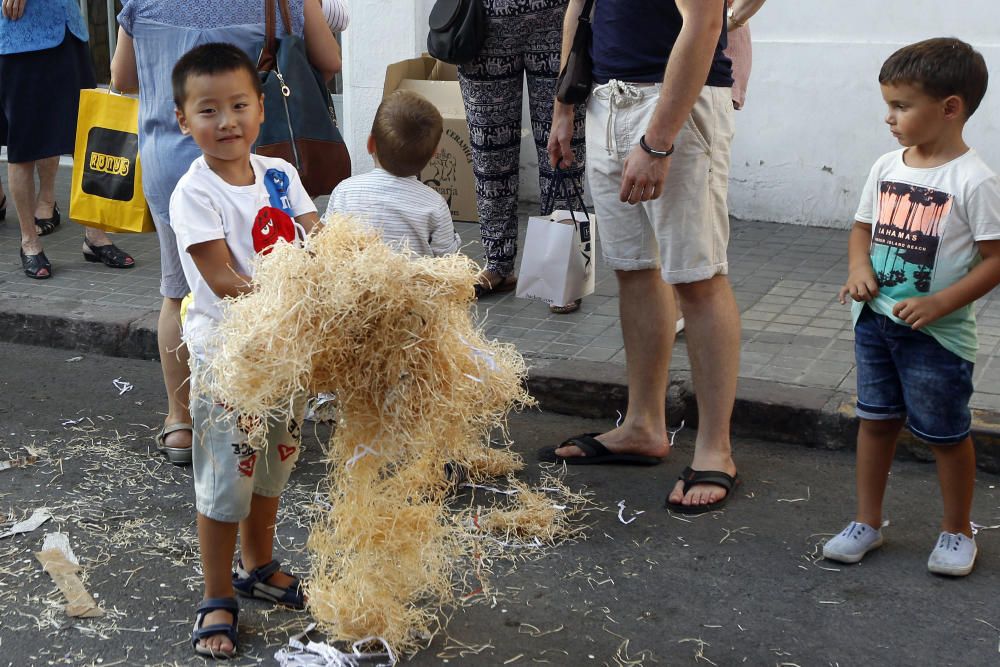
[20,248,52,279]
[474,274,517,299]
[155,422,193,466]
[0,194,7,221]
[232,559,305,609]
[83,237,135,268]
[35,203,60,236]
[549,298,582,315]
[191,597,239,659]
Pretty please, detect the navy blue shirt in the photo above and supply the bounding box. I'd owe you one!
[591,0,733,87]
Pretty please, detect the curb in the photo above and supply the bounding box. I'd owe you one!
[4,294,999,474]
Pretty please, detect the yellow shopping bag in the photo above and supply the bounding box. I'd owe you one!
[70,89,154,233]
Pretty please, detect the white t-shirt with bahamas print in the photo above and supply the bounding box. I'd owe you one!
[853,148,1000,362]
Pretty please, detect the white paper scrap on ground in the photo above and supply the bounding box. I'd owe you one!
[274,624,396,667]
[42,532,80,565]
[0,455,38,472]
[0,507,52,539]
[112,377,134,395]
[35,541,104,618]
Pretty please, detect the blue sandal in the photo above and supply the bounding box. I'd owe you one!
[232,559,305,609]
[191,597,239,659]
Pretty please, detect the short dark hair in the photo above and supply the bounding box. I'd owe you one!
[172,42,262,108]
[371,90,443,177]
[879,37,988,118]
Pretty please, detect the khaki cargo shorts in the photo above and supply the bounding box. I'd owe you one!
[585,81,734,284]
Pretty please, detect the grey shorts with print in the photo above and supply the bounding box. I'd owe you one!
[190,361,307,522]
[585,82,735,284]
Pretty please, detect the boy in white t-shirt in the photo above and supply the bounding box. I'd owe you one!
[168,43,320,658]
[826,38,1000,576]
[325,89,460,257]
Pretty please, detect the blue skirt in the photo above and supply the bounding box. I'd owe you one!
[0,28,97,162]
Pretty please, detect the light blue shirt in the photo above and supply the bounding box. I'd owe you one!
[117,0,305,223]
[0,0,88,55]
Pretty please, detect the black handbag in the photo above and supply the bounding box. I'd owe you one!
[255,0,351,197]
[427,0,487,65]
[555,0,596,105]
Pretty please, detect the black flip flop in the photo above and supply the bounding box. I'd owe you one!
[537,432,664,466]
[665,466,740,514]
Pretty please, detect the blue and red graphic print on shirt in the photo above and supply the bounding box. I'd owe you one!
[252,168,298,255]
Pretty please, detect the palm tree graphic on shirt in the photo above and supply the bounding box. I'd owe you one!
[872,180,953,293]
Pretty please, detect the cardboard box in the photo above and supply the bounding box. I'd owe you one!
[383,56,478,223]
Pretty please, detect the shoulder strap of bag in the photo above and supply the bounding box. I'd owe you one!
[260,0,278,71]
[260,0,294,69]
[579,0,596,24]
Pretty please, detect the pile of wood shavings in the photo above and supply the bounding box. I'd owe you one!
[203,214,586,655]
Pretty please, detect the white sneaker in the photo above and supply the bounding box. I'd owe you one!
[927,531,977,577]
[823,521,884,564]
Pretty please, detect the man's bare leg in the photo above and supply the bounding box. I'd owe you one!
[554,268,673,459]
[667,274,740,507]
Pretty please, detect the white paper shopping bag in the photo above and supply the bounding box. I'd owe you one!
[516,208,597,306]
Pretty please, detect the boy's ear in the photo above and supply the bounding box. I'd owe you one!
[258,93,265,119]
[175,106,190,136]
[366,134,377,156]
[942,94,965,120]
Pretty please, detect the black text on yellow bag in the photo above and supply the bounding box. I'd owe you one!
[70,89,154,233]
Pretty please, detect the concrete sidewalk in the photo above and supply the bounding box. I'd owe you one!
[2,164,999,471]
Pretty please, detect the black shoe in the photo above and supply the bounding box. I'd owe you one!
[20,248,52,279]
[35,202,60,236]
[83,237,135,268]
[0,195,6,221]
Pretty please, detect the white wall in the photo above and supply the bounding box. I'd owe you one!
[343,0,1000,227]
[342,0,429,175]
[733,0,1000,228]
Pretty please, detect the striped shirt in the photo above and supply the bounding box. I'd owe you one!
[321,0,350,31]
[326,168,461,257]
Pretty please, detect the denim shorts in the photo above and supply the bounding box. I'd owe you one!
[854,306,973,445]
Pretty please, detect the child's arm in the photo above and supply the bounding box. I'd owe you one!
[296,211,321,236]
[429,199,460,257]
[188,240,252,300]
[893,239,1000,330]
[837,222,878,304]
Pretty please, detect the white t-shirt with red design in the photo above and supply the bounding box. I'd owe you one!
[170,154,316,358]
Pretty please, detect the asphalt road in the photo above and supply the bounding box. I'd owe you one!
[0,341,998,666]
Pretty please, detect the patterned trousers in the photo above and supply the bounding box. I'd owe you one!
[458,0,587,277]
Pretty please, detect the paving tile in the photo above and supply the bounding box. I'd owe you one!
[764,323,804,334]
[574,346,619,362]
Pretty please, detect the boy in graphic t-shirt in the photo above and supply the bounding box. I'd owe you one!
[825,38,1000,576]
[168,43,320,658]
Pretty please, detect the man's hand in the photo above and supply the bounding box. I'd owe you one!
[547,102,576,169]
[893,294,947,330]
[619,145,669,204]
[837,268,879,304]
[2,0,27,20]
